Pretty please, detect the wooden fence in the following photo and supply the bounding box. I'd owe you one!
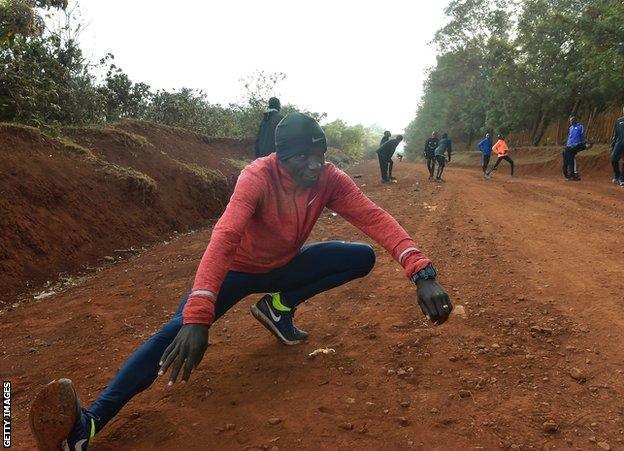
[508,107,623,147]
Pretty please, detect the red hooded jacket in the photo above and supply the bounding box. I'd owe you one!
[183,153,431,325]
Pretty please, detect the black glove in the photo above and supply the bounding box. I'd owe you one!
[159,324,209,384]
[415,279,453,325]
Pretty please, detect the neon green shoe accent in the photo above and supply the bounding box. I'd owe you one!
[271,293,291,312]
[89,418,96,439]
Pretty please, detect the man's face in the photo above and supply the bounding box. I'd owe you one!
[569,117,576,125]
[280,148,325,187]
[486,133,490,138]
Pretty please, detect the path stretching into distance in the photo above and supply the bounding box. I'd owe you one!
[2,160,624,450]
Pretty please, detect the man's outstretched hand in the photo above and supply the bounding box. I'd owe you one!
[416,279,453,325]
[159,324,209,385]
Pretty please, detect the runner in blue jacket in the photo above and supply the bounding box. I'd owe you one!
[476,133,493,177]
[562,116,590,181]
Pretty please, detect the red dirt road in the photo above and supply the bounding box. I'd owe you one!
[2,160,624,450]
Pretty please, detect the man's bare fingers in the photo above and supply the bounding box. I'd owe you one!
[159,343,179,375]
[168,352,185,385]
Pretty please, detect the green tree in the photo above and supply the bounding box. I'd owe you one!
[406,0,624,153]
[0,0,67,44]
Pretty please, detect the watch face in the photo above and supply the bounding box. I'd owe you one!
[413,265,436,282]
[422,265,436,279]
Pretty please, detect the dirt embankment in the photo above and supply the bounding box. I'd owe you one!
[451,145,613,179]
[0,120,252,304]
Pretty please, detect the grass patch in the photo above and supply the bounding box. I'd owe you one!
[171,159,228,201]
[0,122,42,142]
[54,137,98,160]
[225,158,250,171]
[179,160,227,184]
[44,133,158,204]
[63,125,151,149]
[97,163,158,204]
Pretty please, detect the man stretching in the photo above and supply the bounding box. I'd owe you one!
[486,134,514,177]
[376,134,403,183]
[476,133,493,177]
[29,113,452,450]
[423,132,439,180]
[434,133,452,181]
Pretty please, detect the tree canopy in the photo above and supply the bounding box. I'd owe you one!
[405,0,624,156]
[0,4,381,156]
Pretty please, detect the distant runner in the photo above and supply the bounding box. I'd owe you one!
[423,131,439,180]
[610,108,624,186]
[476,132,493,177]
[29,113,452,450]
[486,134,514,178]
[562,116,590,181]
[254,97,284,158]
[434,133,452,181]
[376,134,403,183]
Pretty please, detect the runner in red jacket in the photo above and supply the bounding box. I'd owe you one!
[485,134,515,177]
[30,113,453,450]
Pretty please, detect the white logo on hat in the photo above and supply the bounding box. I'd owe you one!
[312,137,324,143]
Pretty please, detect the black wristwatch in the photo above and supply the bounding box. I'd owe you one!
[411,263,437,284]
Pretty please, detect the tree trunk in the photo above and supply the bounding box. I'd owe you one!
[466,130,474,151]
[532,113,549,146]
[570,99,581,117]
[586,106,597,141]
[530,107,542,144]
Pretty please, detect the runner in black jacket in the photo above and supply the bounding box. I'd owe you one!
[423,132,439,180]
[376,135,403,183]
[254,97,284,158]
[380,130,391,146]
[434,134,452,181]
[610,109,624,186]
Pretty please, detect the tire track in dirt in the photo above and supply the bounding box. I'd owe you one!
[2,160,623,450]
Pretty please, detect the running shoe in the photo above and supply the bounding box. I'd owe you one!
[251,295,307,345]
[30,379,96,451]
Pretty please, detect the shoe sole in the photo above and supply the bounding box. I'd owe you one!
[250,305,302,346]
[29,378,78,451]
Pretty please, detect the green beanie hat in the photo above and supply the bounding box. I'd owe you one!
[275,112,327,161]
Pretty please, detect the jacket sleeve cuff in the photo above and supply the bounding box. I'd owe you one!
[397,247,432,279]
[182,291,216,326]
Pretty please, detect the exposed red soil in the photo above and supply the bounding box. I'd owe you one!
[454,145,613,179]
[521,150,612,179]
[0,121,252,304]
[2,157,623,450]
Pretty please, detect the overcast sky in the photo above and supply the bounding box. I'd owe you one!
[64,0,448,133]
